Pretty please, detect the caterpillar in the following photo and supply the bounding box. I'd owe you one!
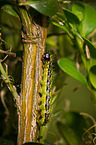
[39,53,53,126]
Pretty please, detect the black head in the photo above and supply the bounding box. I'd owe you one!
[42,53,50,61]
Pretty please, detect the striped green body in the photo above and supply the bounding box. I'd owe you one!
[39,53,53,125]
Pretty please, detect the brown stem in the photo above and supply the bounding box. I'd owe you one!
[17,7,47,145]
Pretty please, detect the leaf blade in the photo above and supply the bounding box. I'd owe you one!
[58,58,87,86]
[89,65,96,89]
[72,2,96,37]
[19,0,58,16]
[2,5,19,18]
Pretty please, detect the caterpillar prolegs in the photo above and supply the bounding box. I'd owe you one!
[38,53,53,125]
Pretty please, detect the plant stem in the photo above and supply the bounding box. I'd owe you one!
[0,62,20,110]
[17,7,47,145]
[75,35,88,70]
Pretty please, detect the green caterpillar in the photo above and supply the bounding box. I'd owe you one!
[39,53,53,125]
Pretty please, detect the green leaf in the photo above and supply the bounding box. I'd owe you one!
[83,37,96,58]
[58,58,88,86]
[52,21,68,33]
[19,0,58,16]
[63,8,80,27]
[2,5,19,18]
[71,11,83,22]
[52,12,69,33]
[72,2,96,37]
[52,12,73,38]
[82,37,96,71]
[89,65,96,89]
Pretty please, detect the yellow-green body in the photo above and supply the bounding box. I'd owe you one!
[39,54,53,125]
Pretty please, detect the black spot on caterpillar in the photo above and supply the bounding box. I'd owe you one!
[39,53,53,125]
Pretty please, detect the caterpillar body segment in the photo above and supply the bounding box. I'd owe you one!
[38,53,53,126]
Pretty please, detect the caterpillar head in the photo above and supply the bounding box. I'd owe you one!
[42,53,50,61]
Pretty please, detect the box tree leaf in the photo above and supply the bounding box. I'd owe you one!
[89,65,96,89]
[2,5,19,18]
[19,0,58,16]
[82,37,96,71]
[58,58,88,86]
[72,2,96,37]
[63,8,80,29]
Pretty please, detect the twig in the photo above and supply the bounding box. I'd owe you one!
[0,62,21,112]
[0,50,16,57]
[0,55,8,62]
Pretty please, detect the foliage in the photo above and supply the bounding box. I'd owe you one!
[53,1,96,101]
[58,58,88,86]
[19,0,58,16]
[0,0,96,145]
